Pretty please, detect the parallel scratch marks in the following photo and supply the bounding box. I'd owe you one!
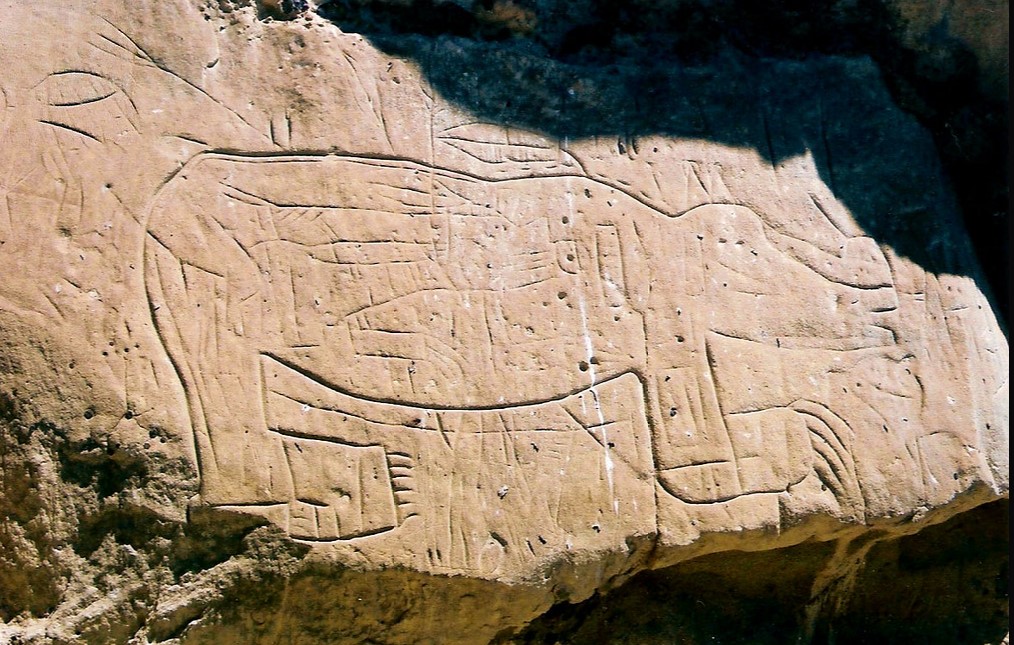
[95,18,271,143]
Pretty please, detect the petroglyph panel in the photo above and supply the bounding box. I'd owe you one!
[0,1,1006,587]
[143,144,1005,563]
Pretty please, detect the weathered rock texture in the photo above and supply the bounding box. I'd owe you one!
[0,1,1007,643]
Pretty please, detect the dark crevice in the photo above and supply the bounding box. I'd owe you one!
[54,432,149,499]
[0,391,18,424]
[169,507,270,576]
[75,504,175,557]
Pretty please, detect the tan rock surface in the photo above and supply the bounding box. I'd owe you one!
[0,1,1007,642]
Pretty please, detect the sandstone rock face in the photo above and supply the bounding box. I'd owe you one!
[0,1,1007,643]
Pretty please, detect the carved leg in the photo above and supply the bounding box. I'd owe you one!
[650,365,744,503]
[280,437,402,540]
[146,237,293,506]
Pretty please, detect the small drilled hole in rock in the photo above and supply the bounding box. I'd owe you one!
[557,291,567,299]
[124,410,134,420]
[83,409,95,420]
[669,407,677,417]
[561,216,569,224]
[578,361,589,372]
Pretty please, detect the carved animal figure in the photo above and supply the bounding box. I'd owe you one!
[145,152,902,539]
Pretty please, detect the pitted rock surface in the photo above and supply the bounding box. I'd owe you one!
[0,1,1007,643]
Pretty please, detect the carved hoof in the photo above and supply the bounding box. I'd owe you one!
[279,436,412,541]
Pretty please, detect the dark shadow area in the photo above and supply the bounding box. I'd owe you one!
[506,500,1009,644]
[504,539,839,644]
[832,499,1009,644]
[313,0,1008,322]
